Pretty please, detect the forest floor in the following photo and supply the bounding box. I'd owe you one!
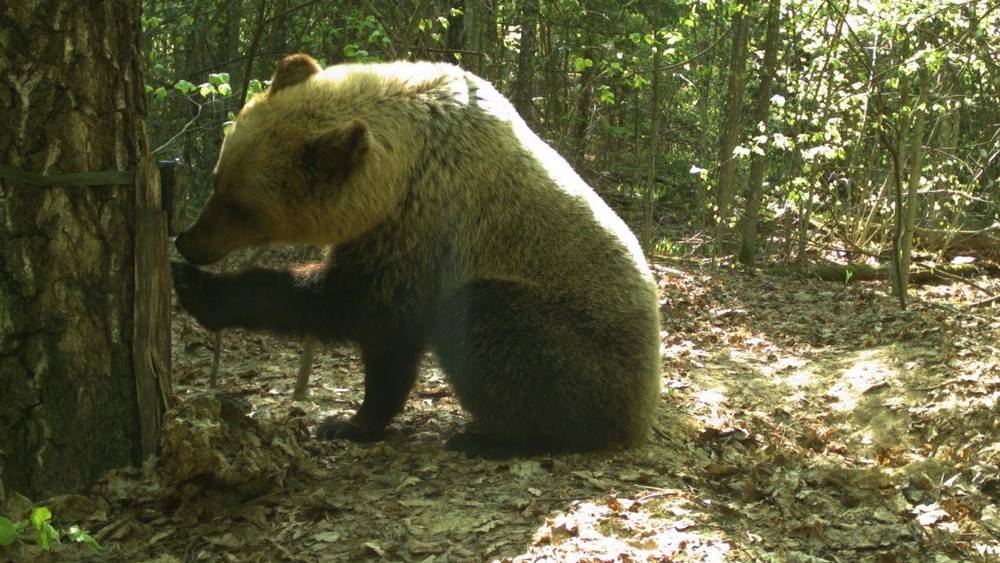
[7,251,1000,562]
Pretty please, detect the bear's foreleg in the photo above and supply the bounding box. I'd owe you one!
[171,261,345,338]
[316,336,426,442]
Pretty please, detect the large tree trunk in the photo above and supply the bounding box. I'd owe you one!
[0,1,155,497]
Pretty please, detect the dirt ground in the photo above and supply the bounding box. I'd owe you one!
[4,252,1000,562]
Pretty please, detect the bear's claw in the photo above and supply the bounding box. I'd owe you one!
[315,416,387,442]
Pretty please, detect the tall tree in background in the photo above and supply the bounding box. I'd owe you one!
[737,0,782,266]
[714,1,749,247]
[641,0,663,252]
[462,0,486,74]
[511,0,539,126]
[570,45,598,169]
[0,0,152,496]
[894,64,931,303]
[223,0,245,89]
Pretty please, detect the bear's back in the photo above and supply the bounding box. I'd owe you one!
[268,61,654,307]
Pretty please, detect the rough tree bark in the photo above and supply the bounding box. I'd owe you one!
[0,1,153,497]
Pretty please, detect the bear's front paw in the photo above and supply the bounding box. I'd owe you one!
[171,261,224,331]
[315,416,386,443]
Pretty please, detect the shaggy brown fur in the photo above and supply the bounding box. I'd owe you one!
[174,54,662,457]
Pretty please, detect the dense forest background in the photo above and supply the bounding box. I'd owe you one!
[144,0,999,280]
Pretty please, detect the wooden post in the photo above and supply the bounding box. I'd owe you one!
[159,159,189,236]
[134,156,174,456]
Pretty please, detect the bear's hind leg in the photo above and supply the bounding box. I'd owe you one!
[433,280,659,458]
[316,336,425,442]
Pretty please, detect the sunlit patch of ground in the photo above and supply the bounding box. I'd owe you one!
[17,250,998,562]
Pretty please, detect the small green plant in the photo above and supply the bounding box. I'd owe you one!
[0,507,99,552]
[0,515,19,546]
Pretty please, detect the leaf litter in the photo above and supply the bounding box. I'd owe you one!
[6,249,999,562]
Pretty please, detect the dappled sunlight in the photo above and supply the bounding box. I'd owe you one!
[506,494,734,561]
[692,388,729,407]
[653,256,1000,559]
[692,388,732,430]
[70,251,997,561]
[827,348,899,413]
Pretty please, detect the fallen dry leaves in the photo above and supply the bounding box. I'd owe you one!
[5,250,998,562]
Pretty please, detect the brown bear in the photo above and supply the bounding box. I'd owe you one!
[173,53,661,458]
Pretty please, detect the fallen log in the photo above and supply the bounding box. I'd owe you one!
[914,226,1000,260]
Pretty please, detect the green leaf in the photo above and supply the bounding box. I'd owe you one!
[30,507,51,530]
[198,83,215,98]
[174,80,196,95]
[36,523,59,551]
[573,57,593,72]
[0,516,17,546]
[344,44,370,60]
[923,49,944,72]
[154,86,168,101]
[598,86,615,104]
[208,72,229,86]
[247,79,264,96]
[631,75,649,89]
[217,83,232,97]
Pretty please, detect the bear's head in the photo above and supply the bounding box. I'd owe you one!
[176,54,393,265]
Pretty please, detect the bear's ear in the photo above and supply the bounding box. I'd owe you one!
[269,53,321,95]
[302,119,371,183]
